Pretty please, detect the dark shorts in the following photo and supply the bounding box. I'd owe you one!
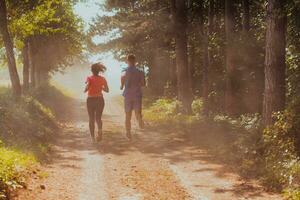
[87,96,105,120]
[124,97,142,113]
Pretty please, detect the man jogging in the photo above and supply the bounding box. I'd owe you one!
[121,54,145,139]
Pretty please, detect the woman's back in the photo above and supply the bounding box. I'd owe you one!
[86,75,107,97]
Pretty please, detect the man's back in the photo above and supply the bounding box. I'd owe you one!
[123,66,144,99]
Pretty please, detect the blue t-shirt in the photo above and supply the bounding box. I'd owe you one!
[122,66,144,99]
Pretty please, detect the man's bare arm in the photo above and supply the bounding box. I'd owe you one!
[141,71,146,87]
[120,74,125,90]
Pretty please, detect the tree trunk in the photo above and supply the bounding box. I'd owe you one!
[168,53,177,96]
[225,0,236,116]
[22,40,30,92]
[198,0,210,116]
[215,0,224,30]
[171,0,193,113]
[202,35,209,116]
[29,37,38,88]
[263,0,287,126]
[188,42,195,93]
[242,0,250,32]
[208,0,215,33]
[30,57,36,88]
[147,54,156,93]
[0,0,22,97]
[34,60,41,87]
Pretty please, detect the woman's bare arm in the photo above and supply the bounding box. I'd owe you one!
[103,80,109,93]
[84,82,90,93]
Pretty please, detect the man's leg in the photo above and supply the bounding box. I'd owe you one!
[125,97,133,139]
[134,97,144,129]
[125,111,132,139]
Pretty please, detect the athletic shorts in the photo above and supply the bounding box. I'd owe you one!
[87,96,105,119]
[124,97,142,113]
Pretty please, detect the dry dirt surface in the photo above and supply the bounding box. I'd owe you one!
[14,95,283,200]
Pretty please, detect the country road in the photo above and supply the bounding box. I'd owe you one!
[14,95,282,200]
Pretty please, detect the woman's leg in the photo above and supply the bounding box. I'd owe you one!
[95,97,104,131]
[87,98,96,140]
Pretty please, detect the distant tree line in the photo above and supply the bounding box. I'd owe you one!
[90,0,300,126]
[0,0,85,97]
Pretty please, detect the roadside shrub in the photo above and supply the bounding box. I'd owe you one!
[0,86,65,198]
[144,98,202,128]
[191,98,204,116]
[144,98,182,123]
[144,97,300,193]
[284,188,300,200]
[212,114,265,176]
[263,110,300,190]
[31,84,75,120]
[0,142,36,199]
[0,88,57,144]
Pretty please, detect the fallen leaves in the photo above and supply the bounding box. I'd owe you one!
[121,158,190,200]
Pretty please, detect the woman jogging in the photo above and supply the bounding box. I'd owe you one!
[84,63,109,142]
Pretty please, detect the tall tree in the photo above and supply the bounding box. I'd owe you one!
[199,0,210,116]
[22,39,30,92]
[29,38,36,88]
[242,0,250,32]
[0,0,21,97]
[9,0,85,88]
[225,0,236,115]
[263,0,287,126]
[171,0,193,113]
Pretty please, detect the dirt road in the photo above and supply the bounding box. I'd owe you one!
[15,95,282,200]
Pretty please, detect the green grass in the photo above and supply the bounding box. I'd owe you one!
[284,189,300,200]
[0,85,71,199]
[0,144,36,197]
[31,84,76,120]
[144,98,202,128]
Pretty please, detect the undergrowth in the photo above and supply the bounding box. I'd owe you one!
[144,97,300,197]
[0,142,36,199]
[0,85,70,199]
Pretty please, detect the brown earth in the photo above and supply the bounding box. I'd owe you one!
[13,95,283,200]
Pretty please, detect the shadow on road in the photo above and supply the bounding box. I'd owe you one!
[49,97,279,199]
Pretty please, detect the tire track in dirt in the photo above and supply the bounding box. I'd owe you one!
[14,95,283,200]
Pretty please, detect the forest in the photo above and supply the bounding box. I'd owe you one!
[90,0,300,123]
[0,0,300,199]
[90,0,300,196]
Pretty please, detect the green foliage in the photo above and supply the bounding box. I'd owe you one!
[144,98,201,127]
[0,87,57,144]
[0,145,36,197]
[144,98,182,123]
[6,0,85,74]
[31,84,76,120]
[211,111,300,191]
[89,0,171,60]
[212,114,265,176]
[191,98,204,116]
[144,97,300,192]
[89,0,172,95]
[0,85,72,198]
[284,188,300,200]
[263,109,300,190]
